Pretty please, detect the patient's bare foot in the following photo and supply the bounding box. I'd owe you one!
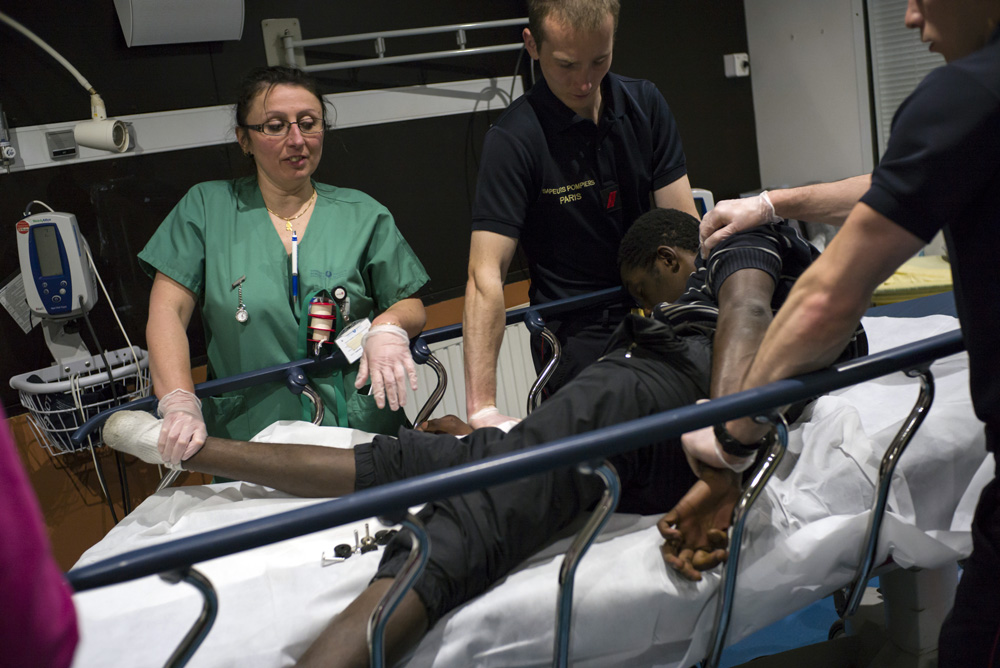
[658,467,741,581]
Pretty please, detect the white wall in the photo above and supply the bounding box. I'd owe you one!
[745,0,874,189]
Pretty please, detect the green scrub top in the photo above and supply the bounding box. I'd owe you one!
[138,177,430,441]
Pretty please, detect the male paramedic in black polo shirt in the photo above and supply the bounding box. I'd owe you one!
[463,0,699,429]
[688,1,1000,664]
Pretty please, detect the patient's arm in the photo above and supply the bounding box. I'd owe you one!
[103,412,359,498]
[727,206,925,447]
[660,257,782,576]
[679,254,782,478]
[658,467,740,580]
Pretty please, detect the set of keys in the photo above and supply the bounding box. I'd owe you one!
[321,523,399,566]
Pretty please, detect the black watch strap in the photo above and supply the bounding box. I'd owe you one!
[713,422,769,458]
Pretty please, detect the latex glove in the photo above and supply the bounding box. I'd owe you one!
[699,191,781,258]
[468,406,521,432]
[156,388,207,466]
[681,424,756,475]
[356,324,418,411]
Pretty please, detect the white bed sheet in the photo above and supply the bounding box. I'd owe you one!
[69,314,990,668]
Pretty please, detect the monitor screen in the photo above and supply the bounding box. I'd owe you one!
[32,225,65,278]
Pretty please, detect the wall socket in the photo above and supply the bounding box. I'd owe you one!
[724,53,750,78]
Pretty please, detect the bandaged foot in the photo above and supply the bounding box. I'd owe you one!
[103,410,179,470]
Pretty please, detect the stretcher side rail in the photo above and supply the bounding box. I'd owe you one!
[67,328,964,591]
[523,310,561,414]
[703,413,790,668]
[840,365,935,618]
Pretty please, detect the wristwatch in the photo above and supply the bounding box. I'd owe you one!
[713,422,771,458]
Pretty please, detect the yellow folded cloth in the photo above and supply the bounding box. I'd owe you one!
[872,255,953,306]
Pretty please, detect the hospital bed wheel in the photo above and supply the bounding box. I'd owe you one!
[828,619,847,640]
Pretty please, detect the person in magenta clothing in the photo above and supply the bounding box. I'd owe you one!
[0,399,78,668]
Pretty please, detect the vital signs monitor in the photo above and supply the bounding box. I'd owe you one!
[16,211,98,319]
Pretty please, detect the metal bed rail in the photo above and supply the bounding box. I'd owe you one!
[68,328,964,591]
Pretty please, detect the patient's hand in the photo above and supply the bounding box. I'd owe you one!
[416,415,474,436]
[658,467,741,581]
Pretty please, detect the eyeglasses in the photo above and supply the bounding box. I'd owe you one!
[241,118,325,137]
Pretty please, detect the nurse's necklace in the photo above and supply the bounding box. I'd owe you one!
[266,190,317,231]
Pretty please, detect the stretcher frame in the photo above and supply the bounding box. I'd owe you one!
[68,289,965,668]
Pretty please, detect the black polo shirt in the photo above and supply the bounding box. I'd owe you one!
[472,72,688,304]
[860,26,1000,445]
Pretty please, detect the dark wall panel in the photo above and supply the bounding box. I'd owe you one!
[614,1,759,201]
[0,1,758,413]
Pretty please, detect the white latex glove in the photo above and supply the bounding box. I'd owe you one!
[699,191,781,258]
[355,324,418,411]
[468,406,521,432]
[681,401,756,475]
[681,424,757,475]
[156,388,207,466]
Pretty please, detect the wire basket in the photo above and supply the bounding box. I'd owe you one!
[10,347,151,456]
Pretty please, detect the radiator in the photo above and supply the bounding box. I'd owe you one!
[404,322,535,425]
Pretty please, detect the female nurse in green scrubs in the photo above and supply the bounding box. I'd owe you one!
[138,66,430,466]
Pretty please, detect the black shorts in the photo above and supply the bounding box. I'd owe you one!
[354,316,711,625]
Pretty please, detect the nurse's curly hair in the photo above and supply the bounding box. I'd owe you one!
[618,208,700,272]
[234,66,331,131]
[528,0,620,46]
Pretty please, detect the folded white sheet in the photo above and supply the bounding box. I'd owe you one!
[70,315,989,668]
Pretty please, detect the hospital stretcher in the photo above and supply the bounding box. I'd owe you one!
[65,292,987,668]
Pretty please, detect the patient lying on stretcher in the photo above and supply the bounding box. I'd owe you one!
[105,208,865,667]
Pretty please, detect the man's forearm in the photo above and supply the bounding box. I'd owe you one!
[769,174,871,227]
[462,278,507,416]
